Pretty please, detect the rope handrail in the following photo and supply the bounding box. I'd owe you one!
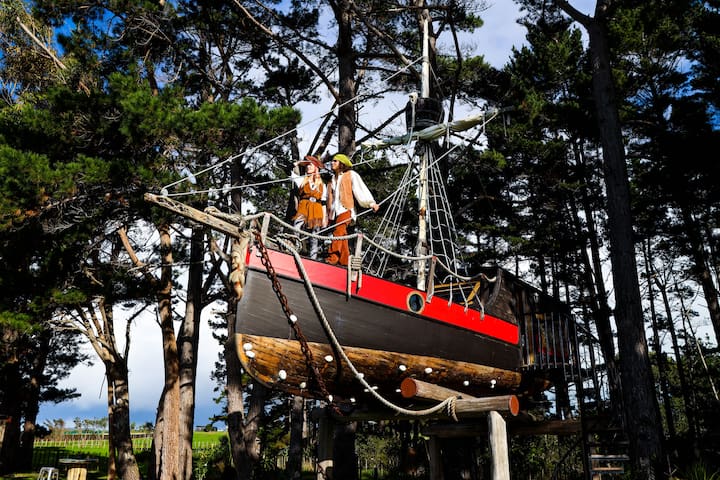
[255,210,496,285]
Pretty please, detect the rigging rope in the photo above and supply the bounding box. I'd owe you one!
[159,56,426,197]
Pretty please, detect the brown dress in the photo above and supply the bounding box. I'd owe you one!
[292,177,325,228]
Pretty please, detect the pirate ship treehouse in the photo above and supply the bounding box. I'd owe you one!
[146,23,581,415]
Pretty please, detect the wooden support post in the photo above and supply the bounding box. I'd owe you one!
[261,212,270,241]
[317,415,334,480]
[488,411,510,480]
[428,435,443,480]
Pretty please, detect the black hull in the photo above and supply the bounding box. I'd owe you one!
[237,269,522,371]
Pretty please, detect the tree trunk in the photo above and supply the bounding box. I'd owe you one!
[237,381,267,479]
[0,397,20,474]
[17,329,51,471]
[150,224,181,480]
[642,241,677,446]
[178,227,204,480]
[286,396,305,479]
[583,8,666,478]
[332,0,357,155]
[333,422,358,480]
[678,202,720,342]
[556,1,667,476]
[107,375,117,480]
[572,169,623,415]
[107,361,141,480]
[0,329,22,474]
[225,302,248,480]
[329,1,359,474]
[664,278,700,454]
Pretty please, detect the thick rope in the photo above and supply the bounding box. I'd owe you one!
[276,237,458,419]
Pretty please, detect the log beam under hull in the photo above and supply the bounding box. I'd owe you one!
[235,333,527,406]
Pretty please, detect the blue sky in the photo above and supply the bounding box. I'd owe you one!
[39,310,224,429]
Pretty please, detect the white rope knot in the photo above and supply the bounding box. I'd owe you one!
[350,256,363,271]
[446,396,458,422]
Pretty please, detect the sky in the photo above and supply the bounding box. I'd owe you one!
[36,1,595,431]
[39,307,226,429]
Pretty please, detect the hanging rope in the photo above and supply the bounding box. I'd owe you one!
[275,236,460,420]
[251,228,342,415]
[159,56,426,197]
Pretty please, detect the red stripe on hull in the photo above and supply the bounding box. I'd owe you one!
[246,247,519,346]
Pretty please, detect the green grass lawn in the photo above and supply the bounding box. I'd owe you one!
[3,431,230,480]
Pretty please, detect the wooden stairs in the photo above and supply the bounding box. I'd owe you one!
[585,434,630,478]
[578,374,630,479]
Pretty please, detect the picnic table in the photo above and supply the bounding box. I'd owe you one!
[58,458,98,480]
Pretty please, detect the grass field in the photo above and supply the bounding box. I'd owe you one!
[5,432,386,480]
[1,431,229,480]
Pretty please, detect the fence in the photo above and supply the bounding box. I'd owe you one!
[32,438,221,472]
[35,438,219,450]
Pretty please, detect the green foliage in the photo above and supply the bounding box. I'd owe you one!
[509,434,583,479]
[193,437,232,480]
[0,310,34,332]
[356,426,397,472]
[679,463,720,480]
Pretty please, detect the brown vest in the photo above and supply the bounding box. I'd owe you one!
[339,172,354,210]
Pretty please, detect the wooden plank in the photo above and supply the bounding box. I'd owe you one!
[591,466,625,473]
[590,455,629,461]
[423,418,583,437]
[144,193,245,238]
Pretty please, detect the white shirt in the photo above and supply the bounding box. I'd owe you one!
[330,170,377,221]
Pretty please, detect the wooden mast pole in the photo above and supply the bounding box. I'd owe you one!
[415,16,430,291]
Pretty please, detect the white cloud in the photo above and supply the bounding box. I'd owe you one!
[40,308,224,428]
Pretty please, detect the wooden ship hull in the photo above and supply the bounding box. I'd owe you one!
[235,246,562,407]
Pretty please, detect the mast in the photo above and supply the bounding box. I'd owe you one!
[415,16,430,291]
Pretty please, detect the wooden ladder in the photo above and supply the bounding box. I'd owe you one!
[579,380,630,479]
[587,441,630,478]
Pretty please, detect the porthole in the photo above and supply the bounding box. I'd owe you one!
[407,292,425,313]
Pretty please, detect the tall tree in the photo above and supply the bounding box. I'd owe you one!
[0,2,112,469]
[515,0,667,476]
[230,1,488,477]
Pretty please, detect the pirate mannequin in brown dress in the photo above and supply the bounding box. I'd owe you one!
[290,155,328,259]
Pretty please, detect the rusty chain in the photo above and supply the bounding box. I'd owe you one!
[251,229,342,416]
